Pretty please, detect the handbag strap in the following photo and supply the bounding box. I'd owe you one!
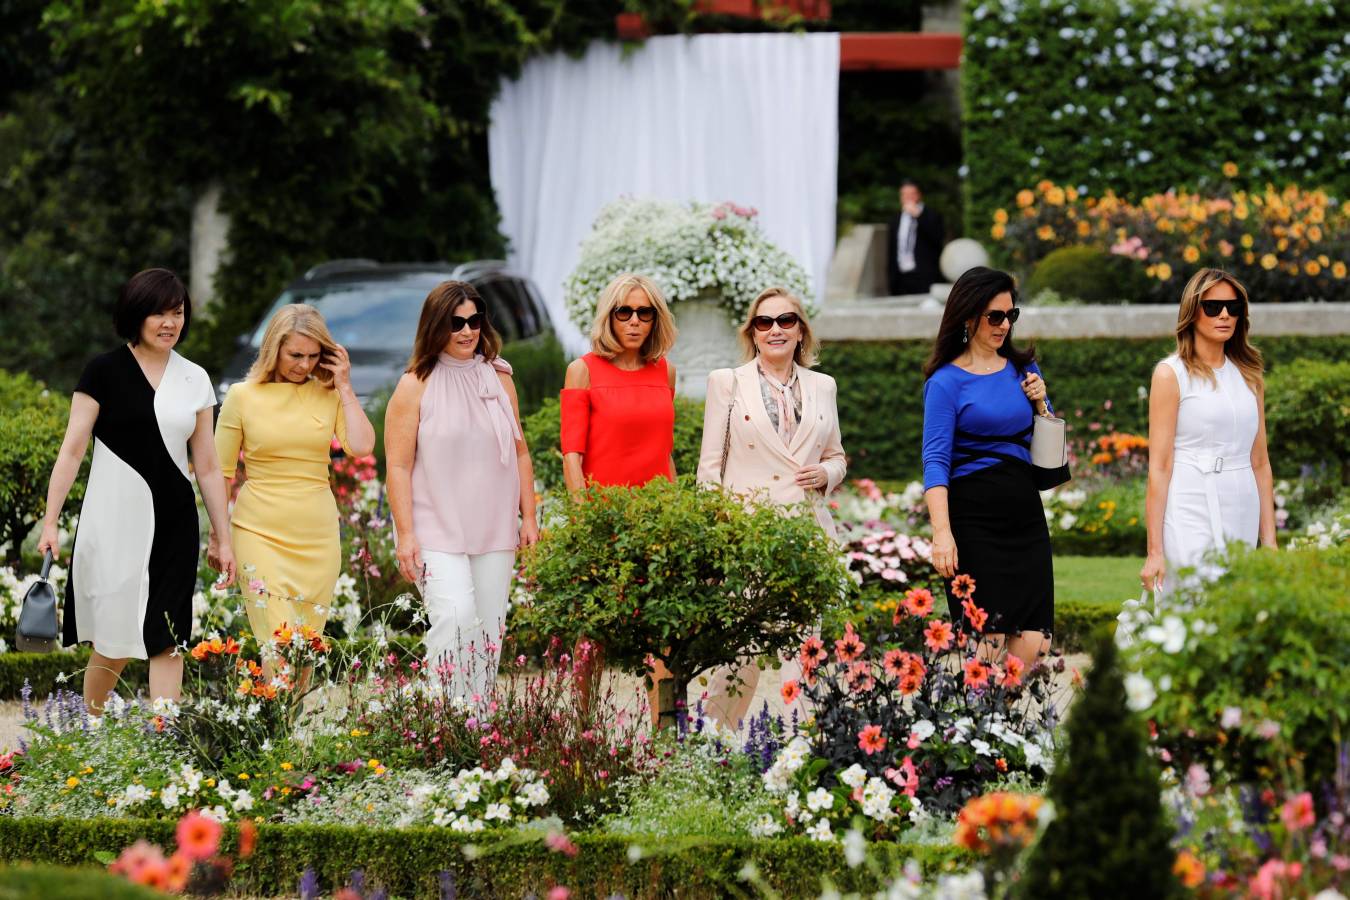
[719,393,735,485]
[39,549,53,581]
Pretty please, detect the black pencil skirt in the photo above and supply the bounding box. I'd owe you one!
[946,460,1054,635]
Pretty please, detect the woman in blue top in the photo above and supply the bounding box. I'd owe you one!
[922,267,1053,666]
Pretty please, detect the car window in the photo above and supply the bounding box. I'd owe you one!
[503,278,543,336]
[250,285,427,351]
[473,279,521,342]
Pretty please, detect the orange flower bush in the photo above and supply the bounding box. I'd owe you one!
[991,176,1347,302]
[953,791,1044,854]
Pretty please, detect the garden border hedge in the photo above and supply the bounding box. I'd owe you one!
[0,817,971,899]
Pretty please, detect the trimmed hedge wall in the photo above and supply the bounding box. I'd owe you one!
[819,335,1349,480]
[962,0,1349,235]
[0,817,971,899]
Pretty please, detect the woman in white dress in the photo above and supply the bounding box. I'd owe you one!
[1141,268,1276,597]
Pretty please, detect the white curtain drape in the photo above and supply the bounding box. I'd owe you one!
[488,33,840,352]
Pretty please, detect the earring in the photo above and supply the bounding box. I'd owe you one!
[962,327,969,344]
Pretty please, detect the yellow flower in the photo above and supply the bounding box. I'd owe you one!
[1318,254,1330,266]
[66,777,80,788]
[991,223,1007,240]
[993,208,1009,224]
[1183,246,1201,263]
[1260,254,1278,270]
[1155,263,1173,280]
[280,762,294,771]
[368,759,382,769]
[1016,189,1035,208]
[80,767,94,775]
[1234,204,1249,221]
[1332,261,1347,279]
[1145,265,1156,278]
[1046,186,1066,206]
[1240,234,1254,249]
[1244,252,1256,265]
[1308,225,1323,242]
[1036,225,1055,241]
[206,778,216,788]
[1066,186,1079,202]
[1076,220,1092,237]
[1305,260,1321,276]
[238,773,250,780]
[1276,237,1289,252]
[1222,161,1239,178]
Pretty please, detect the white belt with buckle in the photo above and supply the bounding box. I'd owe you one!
[1174,450,1252,550]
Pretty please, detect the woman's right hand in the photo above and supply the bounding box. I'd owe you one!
[931,530,959,580]
[396,533,424,587]
[1140,553,1166,593]
[36,522,60,561]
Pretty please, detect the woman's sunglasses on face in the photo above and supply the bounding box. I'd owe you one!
[451,312,484,333]
[612,305,656,322]
[982,308,1020,326]
[751,312,801,332]
[1200,299,1244,318]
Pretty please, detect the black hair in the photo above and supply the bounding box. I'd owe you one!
[922,266,1035,379]
[113,268,192,345]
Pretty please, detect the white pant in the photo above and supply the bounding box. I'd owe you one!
[418,549,516,703]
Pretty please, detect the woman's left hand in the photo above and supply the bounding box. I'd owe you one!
[212,539,237,588]
[321,344,353,389]
[1021,372,1048,407]
[520,517,540,548]
[794,464,828,491]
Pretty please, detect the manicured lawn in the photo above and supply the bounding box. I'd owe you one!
[1056,555,1142,605]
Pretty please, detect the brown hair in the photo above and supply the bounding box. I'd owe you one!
[589,273,677,363]
[246,304,341,387]
[1175,268,1264,392]
[407,281,501,380]
[738,287,819,366]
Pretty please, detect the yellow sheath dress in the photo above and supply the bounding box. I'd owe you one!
[214,378,354,642]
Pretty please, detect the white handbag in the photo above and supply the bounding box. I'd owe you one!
[1028,399,1070,490]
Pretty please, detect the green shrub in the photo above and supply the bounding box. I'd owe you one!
[1018,634,1183,899]
[517,477,847,725]
[1049,478,1147,557]
[1265,358,1350,483]
[1023,246,1146,304]
[962,0,1348,236]
[1127,542,1350,790]
[819,335,1349,480]
[0,370,83,566]
[0,863,165,900]
[0,816,970,900]
[521,395,706,492]
[1052,601,1119,654]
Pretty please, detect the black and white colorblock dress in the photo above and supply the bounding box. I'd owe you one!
[63,346,216,659]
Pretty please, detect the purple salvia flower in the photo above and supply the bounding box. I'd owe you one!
[299,867,320,900]
[349,869,367,894]
[438,871,457,900]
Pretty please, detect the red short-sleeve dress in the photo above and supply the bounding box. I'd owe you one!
[560,353,675,487]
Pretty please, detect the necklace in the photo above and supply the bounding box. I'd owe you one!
[962,354,1001,373]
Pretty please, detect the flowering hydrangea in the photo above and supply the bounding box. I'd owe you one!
[563,198,813,329]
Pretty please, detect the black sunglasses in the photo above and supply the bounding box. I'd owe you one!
[751,312,802,332]
[1200,299,1244,318]
[982,308,1020,326]
[450,312,484,333]
[612,305,656,322]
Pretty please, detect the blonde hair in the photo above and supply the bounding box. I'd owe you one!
[1175,268,1264,392]
[739,287,819,367]
[589,273,677,363]
[246,304,342,387]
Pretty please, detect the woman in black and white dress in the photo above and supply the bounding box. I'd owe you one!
[37,269,236,710]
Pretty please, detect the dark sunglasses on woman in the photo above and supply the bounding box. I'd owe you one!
[612,305,656,322]
[983,308,1020,326]
[751,312,801,332]
[1200,299,1244,318]
[451,312,484,332]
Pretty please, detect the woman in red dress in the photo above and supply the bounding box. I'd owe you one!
[560,272,678,721]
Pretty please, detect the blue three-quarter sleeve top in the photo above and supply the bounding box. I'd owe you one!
[922,360,1052,491]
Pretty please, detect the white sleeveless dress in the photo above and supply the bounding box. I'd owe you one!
[1161,354,1260,595]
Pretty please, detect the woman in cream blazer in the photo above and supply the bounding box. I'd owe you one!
[695,286,847,725]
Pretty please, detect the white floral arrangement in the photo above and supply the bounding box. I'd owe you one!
[754,736,918,842]
[402,758,551,832]
[563,197,814,329]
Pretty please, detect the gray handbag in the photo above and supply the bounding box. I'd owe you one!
[16,551,60,653]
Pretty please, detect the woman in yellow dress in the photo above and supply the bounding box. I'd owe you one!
[211,304,376,648]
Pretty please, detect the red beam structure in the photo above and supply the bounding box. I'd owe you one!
[839,33,962,70]
[614,7,963,71]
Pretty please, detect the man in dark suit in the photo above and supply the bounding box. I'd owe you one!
[886,180,945,296]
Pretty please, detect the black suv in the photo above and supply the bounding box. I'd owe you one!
[217,260,563,411]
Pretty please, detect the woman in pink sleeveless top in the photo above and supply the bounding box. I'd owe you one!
[384,281,538,702]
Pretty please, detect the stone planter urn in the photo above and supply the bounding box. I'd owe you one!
[667,292,742,399]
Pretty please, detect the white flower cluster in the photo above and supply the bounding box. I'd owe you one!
[563,198,813,330]
[404,758,550,833]
[1288,510,1350,551]
[108,762,238,819]
[760,738,908,843]
[1040,486,1088,534]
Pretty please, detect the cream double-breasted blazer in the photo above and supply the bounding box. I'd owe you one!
[695,361,847,537]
